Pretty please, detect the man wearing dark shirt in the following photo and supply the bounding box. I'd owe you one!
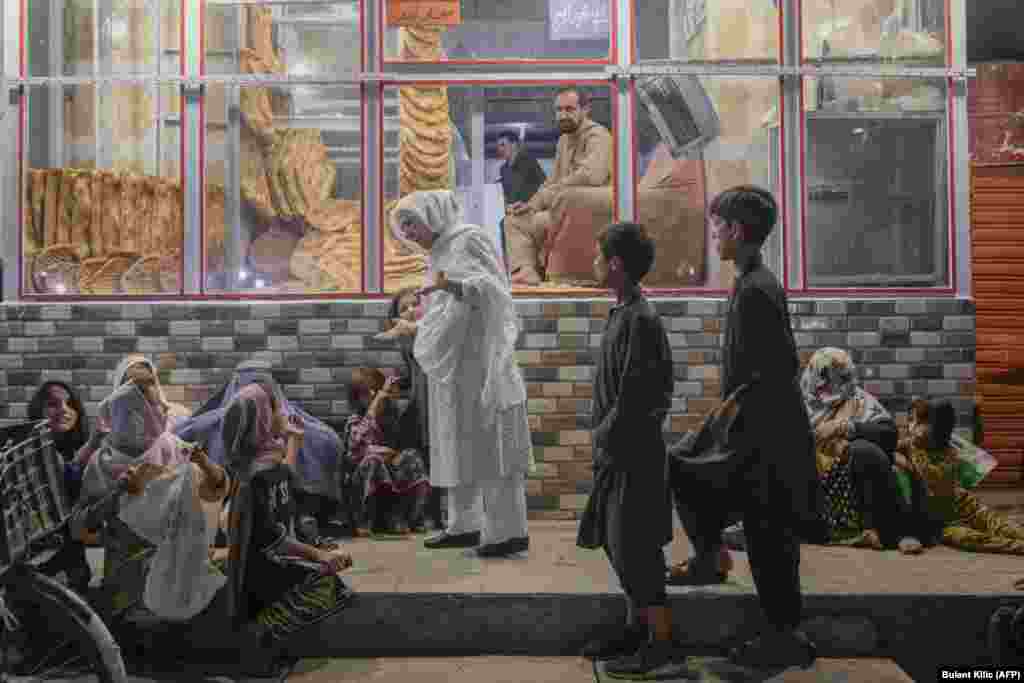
[496,132,546,207]
[673,186,819,671]
[577,222,676,678]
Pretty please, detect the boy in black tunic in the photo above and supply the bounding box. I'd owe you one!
[673,186,819,670]
[577,222,676,677]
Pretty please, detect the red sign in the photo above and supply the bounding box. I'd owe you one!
[386,0,461,26]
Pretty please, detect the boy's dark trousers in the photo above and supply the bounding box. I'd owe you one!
[672,456,802,632]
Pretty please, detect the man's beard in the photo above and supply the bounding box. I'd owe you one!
[558,119,579,134]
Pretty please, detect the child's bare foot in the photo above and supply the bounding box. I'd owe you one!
[849,528,884,550]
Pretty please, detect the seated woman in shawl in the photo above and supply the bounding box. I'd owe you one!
[76,355,192,470]
[175,361,349,538]
[220,382,354,650]
[801,347,921,553]
[71,371,230,622]
[896,398,1024,555]
[27,381,93,593]
[343,367,430,536]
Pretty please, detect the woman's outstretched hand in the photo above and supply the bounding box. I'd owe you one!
[317,548,353,575]
[375,319,418,341]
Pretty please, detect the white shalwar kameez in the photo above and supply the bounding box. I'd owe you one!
[392,191,532,545]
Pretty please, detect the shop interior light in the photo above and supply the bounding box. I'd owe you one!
[239,270,249,281]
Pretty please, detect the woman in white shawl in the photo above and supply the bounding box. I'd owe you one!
[388,190,532,558]
[71,366,229,623]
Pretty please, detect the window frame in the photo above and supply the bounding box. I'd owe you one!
[377,0,618,67]
[5,0,972,302]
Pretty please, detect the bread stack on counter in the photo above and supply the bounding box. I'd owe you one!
[25,168,195,295]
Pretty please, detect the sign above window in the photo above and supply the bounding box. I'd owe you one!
[386,0,462,27]
[549,0,611,42]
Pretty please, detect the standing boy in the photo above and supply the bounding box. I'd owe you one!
[674,186,819,669]
[577,222,676,678]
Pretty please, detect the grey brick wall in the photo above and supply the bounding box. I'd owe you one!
[0,298,976,519]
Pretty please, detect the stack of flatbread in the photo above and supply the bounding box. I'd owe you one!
[398,27,452,196]
[25,167,196,295]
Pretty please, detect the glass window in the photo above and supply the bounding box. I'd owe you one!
[204,1,359,77]
[634,76,781,290]
[382,0,611,63]
[634,0,779,63]
[802,0,945,64]
[204,83,363,294]
[23,83,183,296]
[801,77,948,287]
[381,82,615,293]
[25,0,181,77]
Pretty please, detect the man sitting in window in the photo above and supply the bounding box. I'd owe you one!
[504,87,613,286]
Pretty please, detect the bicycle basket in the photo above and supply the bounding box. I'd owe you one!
[0,422,70,572]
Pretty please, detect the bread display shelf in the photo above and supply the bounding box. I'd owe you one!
[25,168,193,296]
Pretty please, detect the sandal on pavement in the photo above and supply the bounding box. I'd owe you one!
[898,536,924,555]
[729,630,816,671]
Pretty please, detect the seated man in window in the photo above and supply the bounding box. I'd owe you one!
[504,87,613,286]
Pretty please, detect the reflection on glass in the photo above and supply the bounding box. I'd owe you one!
[634,76,780,289]
[802,0,945,63]
[25,0,181,77]
[383,0,611,62]
[205,82,363,295]
[803,77,948,287]
[634,0,779,62]
[204,2,359,77]
[23,84,182,296]
[382,83,615,293]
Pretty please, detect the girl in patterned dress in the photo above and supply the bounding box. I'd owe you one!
[896,398,1024,555]
[220,382,355,650]
[342,367,431,536]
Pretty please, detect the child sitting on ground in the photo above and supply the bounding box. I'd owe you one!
[896,397,1024,555]
[342,368,431,536]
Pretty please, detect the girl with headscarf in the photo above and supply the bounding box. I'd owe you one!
[175,360,347,537]
[220,383,353,651]
[71,373,230,622]
[801,347,921,553]
[342,367,430,535]
[28,381,93,593]
[388,190,532,558]
[896,398,1024,555]
[385,288,443,529]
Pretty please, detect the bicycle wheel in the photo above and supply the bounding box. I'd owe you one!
[0,566,126,682]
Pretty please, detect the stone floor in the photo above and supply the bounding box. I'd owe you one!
[59,490,1024,682]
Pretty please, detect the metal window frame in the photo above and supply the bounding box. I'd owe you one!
[2,0,974,301]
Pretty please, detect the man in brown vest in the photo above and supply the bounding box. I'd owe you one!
[504,87,613,286]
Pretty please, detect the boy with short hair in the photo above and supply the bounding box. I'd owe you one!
[675,185,818,669]
[577,222,676,678]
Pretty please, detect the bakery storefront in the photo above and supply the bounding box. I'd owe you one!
[0,1,984,514]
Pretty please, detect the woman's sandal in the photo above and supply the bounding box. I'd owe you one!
[897,536,925,555]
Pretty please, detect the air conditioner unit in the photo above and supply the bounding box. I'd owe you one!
[635,75,720,159]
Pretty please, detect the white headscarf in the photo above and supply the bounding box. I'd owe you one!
[390,190,526,422]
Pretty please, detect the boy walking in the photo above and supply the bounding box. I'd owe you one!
[577,222,676,678]
[673,186,818,669]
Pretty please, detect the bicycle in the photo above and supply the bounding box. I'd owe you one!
[0,421,126,682]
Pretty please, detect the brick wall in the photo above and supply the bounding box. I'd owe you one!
[0,298,976,518]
